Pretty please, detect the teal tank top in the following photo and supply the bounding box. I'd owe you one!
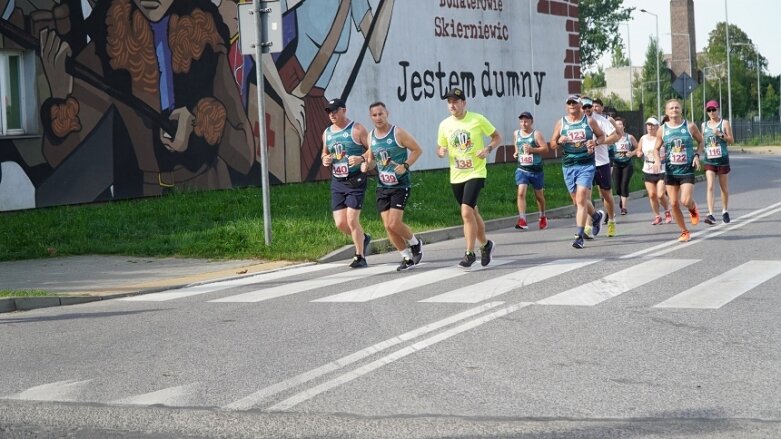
[561,115,595,167]
[612,133,634,167]
[515,129,543,172]
[701,119,729,166]
[662,120,695,176]
[371,126,411,188]
[325,121,364,178]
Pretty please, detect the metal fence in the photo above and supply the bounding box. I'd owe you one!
[730,119,781,144]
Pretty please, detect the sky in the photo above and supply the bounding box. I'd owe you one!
[597,0,780,76]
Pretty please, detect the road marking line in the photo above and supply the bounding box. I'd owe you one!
[420,259,601,303]
[110,384,197,406]
[312,266,468,302]
[265,301,533,412]
[209,264,399,303]
[654,260,781,309]
[223,301,505,410]
[537,259,699,306]
[621,200,781,260]
[121,263,334,301]
[3,379,92,402]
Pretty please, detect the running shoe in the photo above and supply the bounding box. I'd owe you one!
[621,208,628,215]
[664,210,673,224]
[515,218,528,230]
[607,220,616,237]
[689,205,700,225]
[591,210,604,236]
[677,230,691,242]
[572,236,584,249]
[410,241,423,264]
[722,212,731,223]
[583,225,594,240]
[704,214,716,225]
[396,257,415,271]
[349,254,368,268]
[651,216,663,225]
[539,216,548,230]
[363,233,372,255]
[459,251,477,268]
[480,240,495,267]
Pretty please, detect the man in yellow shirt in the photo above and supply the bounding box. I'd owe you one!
[437,88,502,268]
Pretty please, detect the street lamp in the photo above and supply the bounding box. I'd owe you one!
[668,32,694,121]
[639,8,661,119]
[702,63,725,121]
[725,0,733,126]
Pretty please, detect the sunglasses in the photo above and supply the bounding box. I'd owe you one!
[582,105,593,109]
[706,108,718,112]
[566,101,579,105]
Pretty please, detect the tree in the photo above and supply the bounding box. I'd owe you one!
[578,0,633,70]
[583,66,606,91]
[633,35,675,120]
[762,83,779,120]
[611,43,630,67]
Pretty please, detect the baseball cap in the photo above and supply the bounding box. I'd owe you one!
[705,100,720,110]
[566,95,580,104]
[581,97,593,107]
[325,98,346,112]
[443,88,466,100]
[518,111,533,120]
[592,98,604,106]
[645,117,660,126]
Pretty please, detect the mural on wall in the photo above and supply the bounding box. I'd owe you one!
[0,0,579,212]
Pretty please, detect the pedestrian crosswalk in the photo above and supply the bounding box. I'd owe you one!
[118,257,781,310]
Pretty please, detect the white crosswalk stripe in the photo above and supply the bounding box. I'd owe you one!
[654,260,781,309]
[209,264,399,303]
[3,379,92,402]
[120,263,336,302]
[313,259,513,303]
[421,259,601,303]
[537,259,699,306]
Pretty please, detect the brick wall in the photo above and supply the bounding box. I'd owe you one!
[537,0,581,94]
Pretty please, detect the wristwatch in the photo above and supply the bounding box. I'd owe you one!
[402,162,410,170]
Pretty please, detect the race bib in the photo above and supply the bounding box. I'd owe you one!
[378,170,399,185]
[669,151,688,165]
[616,142,630,152]
[332,163,349,178]
[518,154,534,166]
[567,128,587,146]
[454,157,474,169]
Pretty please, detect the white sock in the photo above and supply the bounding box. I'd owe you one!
[407,235,419,246]
[401,249,413,259]
[518,213,526,220]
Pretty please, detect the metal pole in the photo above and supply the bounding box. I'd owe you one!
[725,0,733,125]
[687,33,693,122]
[756,50,761,138]
[253,0,272,245]
[641,9,661,119]
[626,23,633,110]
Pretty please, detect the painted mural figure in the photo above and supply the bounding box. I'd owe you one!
[37,0,255,198]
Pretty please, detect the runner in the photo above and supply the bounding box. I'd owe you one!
[701,100,734,224]
[512,111,549,230]
[365,102,424,271]
[636,117,672,225]
[582,97,619,237]
[437,87,502,268]
[610,116,639,219]
[653,99,704,242]
[550,95,608,249]
[321,98,372,267]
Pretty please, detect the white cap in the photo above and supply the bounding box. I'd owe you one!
[645,117,660,125]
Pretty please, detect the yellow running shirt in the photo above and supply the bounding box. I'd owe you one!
[437,111,497,183]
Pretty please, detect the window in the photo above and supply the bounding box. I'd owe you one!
[0,50,35,136]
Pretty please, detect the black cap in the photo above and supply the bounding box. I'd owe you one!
[443,88,466,101]
[325,98,346,112]
[518,111,533,120]
[592,98,604,106]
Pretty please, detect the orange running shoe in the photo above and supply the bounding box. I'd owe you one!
[677,230,691,242]
[689,204,700,225]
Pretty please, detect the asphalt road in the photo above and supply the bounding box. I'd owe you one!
[1,154,780,439]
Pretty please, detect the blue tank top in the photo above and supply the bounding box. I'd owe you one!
[662,120,695,176]
[560,115,595,167]
[371,126,411,188]
[325,121,364,178]
[515,129,543,173]
[701,119,729,166]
